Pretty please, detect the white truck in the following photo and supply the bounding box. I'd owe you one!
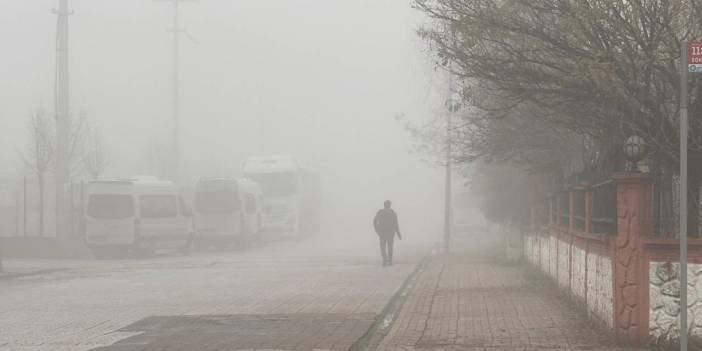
[242,156,320,237]
[192,178,264,248]
[84,176,194,258]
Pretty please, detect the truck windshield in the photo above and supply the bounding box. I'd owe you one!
[87,194,135,219]
[248,172,297,197]
[195,190,240,214]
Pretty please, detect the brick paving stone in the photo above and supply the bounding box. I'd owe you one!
[88,314,376,351]
[375,239,643,351]
[0,238,424,351]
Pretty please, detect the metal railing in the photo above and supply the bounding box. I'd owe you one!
[0,177,86,238]
[591,180,617,235]
[559,191,570,227]
[652,171,678,238]
[573,188,586,231]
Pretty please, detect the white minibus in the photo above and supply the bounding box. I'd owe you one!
[193,178,263,248]
[84,177,193,258]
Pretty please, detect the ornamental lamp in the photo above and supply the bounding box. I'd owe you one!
[622,135,647,172]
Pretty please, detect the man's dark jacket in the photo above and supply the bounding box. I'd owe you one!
[374,209,400,237]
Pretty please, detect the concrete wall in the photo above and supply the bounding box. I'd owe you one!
[524,174,702,346]
[502,224,523,263]
[557,238,570,290]
[523,229,613,330]
[549,235,558,280]
[571,245,586,302]
[649,262,702,344]
[540,235,549,274]
[525,232,702,342]
[527,236,702,345]
[592,253,613,329]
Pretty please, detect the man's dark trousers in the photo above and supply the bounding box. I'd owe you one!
[379,233,394,265]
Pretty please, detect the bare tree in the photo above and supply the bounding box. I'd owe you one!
[22,109,54,237]
[414,0,701,163]
[82,123,109,180]
[66,112,89,178]
[414,0,702,232]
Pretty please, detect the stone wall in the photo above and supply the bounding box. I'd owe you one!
[649,261,702,345]
[557,238,568,289]
[529,236,702,344]
[593,254,614,329]
[549,235,558,280]
[523,229,614,330]
[571,245,587,303]
[523,173,702,346]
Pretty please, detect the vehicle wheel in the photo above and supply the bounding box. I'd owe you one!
[194,237,208,252]
[222,239,237,251]
[92,249,110,260]
[136,241,156,258]
[179,234,194,256]
[113,248,130,259]
[251,230,264,247]
[238,229,255,250]
[240,236,252,250]
[255,228,269,247]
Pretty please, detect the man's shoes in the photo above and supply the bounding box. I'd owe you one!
[382,260,387,267]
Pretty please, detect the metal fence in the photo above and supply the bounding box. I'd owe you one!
[538,165,702,238]
[559,191,570,227]
[591,180,617,235]
[0,177,86,238]
[0,178,21,237]
[651,168,678,238]
[573,188,586,231]
[649,167,702,238]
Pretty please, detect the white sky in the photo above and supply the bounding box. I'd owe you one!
[0,0,449,241]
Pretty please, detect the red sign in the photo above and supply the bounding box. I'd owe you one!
[689,42,702,72]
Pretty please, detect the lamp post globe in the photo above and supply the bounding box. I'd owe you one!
[623,135,647,171]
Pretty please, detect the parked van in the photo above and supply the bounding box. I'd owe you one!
[193,178,263,248]
[84,177,194,258]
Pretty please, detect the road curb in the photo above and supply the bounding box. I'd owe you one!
[349,249,436,351]
[0,268,67,280]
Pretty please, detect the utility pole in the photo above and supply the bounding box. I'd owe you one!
[53,0,71,242]
[155,0,195,183]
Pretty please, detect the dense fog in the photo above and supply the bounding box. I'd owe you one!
[1,0,454,253]
[0,2,690,350]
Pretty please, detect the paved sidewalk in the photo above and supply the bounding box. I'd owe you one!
[0,246,422,351]
[375,238,639,350]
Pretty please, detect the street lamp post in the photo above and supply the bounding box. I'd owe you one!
[680,40,690,351]
[444,97,460,254]
[444,102,452,254]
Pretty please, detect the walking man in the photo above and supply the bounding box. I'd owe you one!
[373,200,402,266]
